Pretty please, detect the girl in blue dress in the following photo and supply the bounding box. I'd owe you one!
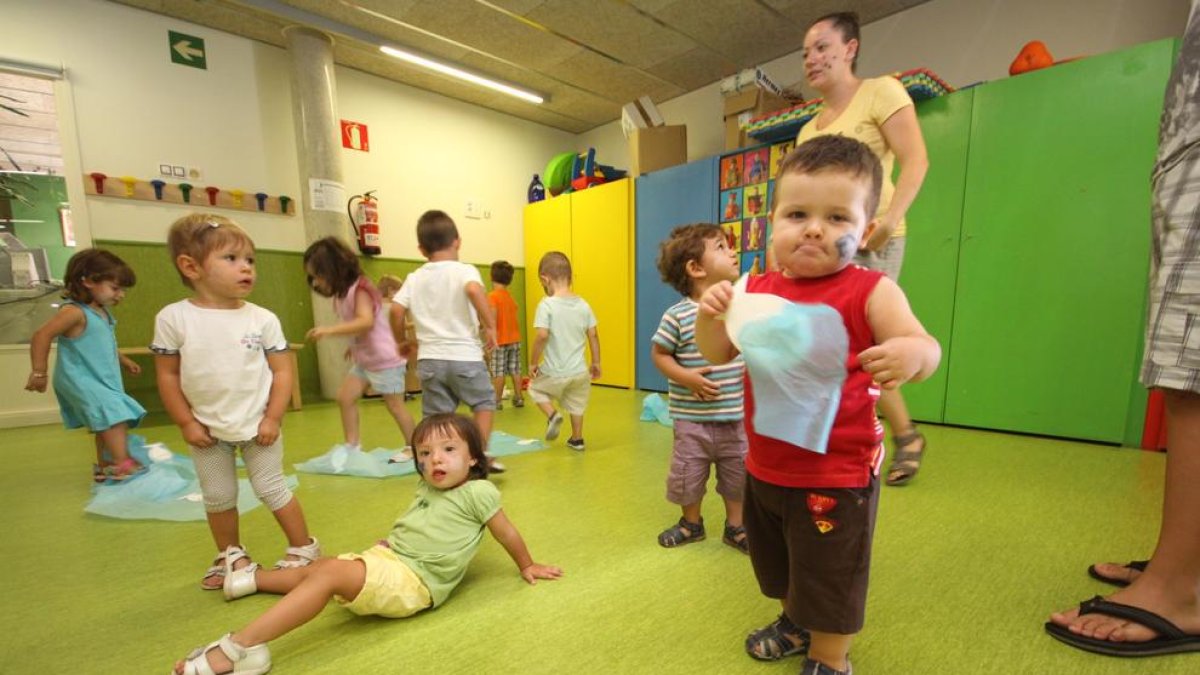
[26,248,146,481]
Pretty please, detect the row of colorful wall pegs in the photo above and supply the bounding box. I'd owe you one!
[82,172,294,216]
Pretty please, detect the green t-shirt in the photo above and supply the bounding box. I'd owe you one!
[533,295,597,378]
[386,479,501,606]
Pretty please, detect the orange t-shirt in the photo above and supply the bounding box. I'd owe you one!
[488,287,521,345]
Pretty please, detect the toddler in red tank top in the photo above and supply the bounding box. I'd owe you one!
[695,135,942,675]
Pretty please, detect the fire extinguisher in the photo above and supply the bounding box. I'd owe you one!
[347,191,382,256]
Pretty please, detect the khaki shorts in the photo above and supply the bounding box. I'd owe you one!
[528,371,592,415]
[335,545,433,618]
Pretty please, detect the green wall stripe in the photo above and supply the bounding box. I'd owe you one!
[96,239,526,412]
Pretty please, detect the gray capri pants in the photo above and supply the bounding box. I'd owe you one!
[854,236,905,281]
[191,435,293,513]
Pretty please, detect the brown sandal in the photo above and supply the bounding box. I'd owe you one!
[885,429,925,486]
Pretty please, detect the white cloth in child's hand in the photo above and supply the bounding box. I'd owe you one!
[731,280,848,454]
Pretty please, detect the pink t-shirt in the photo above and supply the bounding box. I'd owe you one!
[334,276,404,372]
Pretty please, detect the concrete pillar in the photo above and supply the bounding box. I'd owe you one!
[283,26,350,400]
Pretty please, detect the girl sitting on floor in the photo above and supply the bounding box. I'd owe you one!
[173,413,562,675]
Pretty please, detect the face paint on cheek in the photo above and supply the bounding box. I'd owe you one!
[835,234,858,263]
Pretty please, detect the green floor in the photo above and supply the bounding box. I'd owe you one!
[0,387,1189,673]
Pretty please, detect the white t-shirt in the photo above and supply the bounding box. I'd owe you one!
[533,295,597,378]
[393,261,484,361]
[151,300,288,441]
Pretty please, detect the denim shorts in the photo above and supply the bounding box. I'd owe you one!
[349,364,407,395]
[416,359,496,415]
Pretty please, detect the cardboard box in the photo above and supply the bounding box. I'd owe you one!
[722,88,791,150]
[621,96,667,138]
[629,124,687,176]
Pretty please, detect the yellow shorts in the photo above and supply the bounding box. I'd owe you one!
[335,545,433,618]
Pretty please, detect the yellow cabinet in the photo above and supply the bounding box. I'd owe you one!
[523,179,633,388]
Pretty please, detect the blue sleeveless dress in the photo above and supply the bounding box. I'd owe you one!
[53,302,146,431]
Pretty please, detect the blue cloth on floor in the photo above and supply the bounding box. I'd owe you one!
[738,303,848,454]
[294,445,415,478]
[639,393,672,427]
[486,430,547,457]
[84,435,299,521]
[294,431,547,478]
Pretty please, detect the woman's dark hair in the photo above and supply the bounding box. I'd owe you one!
[811,11,861,72]
[62,248,136,303]
[410,413,489,482]
[303,236,363,298]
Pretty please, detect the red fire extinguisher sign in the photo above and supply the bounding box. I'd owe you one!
[340,120,369,152]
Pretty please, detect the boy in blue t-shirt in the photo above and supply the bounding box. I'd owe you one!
[651,223,748,552]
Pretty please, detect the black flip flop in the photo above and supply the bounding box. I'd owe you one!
[1087,560,1148,587]
[1045,596,1200,657]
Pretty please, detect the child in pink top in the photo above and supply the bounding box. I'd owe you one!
[304,237,416,458]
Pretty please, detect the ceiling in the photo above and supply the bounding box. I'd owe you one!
[110,0,931,134]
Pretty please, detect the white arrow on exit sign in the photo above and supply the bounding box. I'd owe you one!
[168,30,207,70]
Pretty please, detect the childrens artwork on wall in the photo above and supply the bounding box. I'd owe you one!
[741,251,764,275]
[722,220,743,253]
[742,216,767,253]
[721,188,743,221]
[743,183,767,217]
[770,140,794,179]
[743,148,769,184]
[720,155,744,190]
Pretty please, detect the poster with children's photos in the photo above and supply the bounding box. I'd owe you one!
[741,251,765,275]
[770,140,794,179]
[720,155,744,190]
[742,216,767,253]
[721,220,742,254]
[720,188,743,222]
[743,183,767,217]
[743,148,769,185]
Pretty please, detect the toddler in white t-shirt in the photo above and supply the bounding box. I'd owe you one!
[151,213,319,591]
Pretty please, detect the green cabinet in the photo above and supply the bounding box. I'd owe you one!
[900,89,973,423]
[902,39,1175,444]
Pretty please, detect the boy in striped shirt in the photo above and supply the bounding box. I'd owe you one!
[651,223,748,552]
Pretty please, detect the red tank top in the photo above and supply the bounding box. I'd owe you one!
[743,266,885,488]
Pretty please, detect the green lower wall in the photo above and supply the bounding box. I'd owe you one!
[98,240,526,412]
[8,174,73,279]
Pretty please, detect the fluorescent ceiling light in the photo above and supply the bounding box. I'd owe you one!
[379,45,544,105]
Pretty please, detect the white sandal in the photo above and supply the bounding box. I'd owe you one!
[178,633,271,675]
[223,545,259,601]
[201,550,230,591]
[273,536,320,569]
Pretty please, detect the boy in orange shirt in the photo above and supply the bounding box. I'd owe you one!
[487,260,525,410]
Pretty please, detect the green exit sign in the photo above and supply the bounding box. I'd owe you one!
[169,31,207,70]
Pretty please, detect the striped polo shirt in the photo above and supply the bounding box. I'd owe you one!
[652,298,745,422]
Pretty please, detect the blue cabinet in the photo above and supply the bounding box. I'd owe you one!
[634,158,718,391]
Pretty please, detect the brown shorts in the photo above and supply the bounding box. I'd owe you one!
[743,473,879,635]
[666,420,747,505]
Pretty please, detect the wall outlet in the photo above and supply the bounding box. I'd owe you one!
[464,200,482,219]
[157,163,202,181]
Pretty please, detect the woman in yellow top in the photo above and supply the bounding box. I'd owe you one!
[797,11,931,487]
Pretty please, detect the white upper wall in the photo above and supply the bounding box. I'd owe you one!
[578,0,1191,165]
[3,0,573,264]
[2,0,1190,263]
